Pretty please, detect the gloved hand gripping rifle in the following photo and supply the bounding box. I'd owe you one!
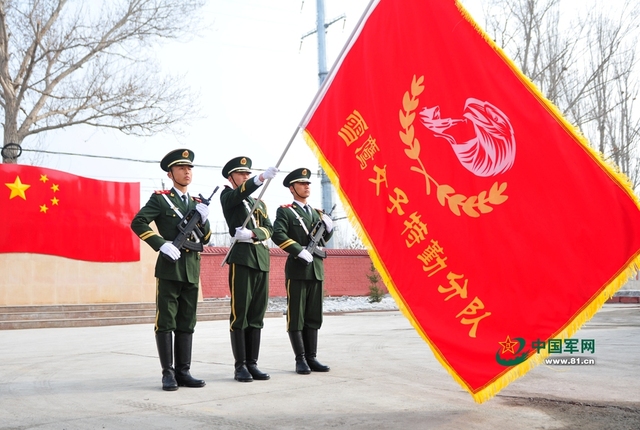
[162,186,219,262]
[304,204,336,265]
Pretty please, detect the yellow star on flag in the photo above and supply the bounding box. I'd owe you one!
[5,176,31,200]
[498,335,519,354]
[40,204,49,213]
[40,175,49,183]
[51,183,60,192]
[51,197,60,206]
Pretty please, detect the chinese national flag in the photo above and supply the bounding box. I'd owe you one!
[302,0,640,402]
[1,163,140,262]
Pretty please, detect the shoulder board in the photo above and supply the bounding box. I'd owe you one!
[280,203,293,208]
[154,190,171,195]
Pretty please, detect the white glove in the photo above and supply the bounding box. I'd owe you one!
[262,166,278,180]
[297,249,313,263]
[234,227,253,241]
[321,213,333,233]
[159,242,181,261]
[195,203,209,223]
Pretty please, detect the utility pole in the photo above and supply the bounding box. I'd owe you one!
[301,0,345,247]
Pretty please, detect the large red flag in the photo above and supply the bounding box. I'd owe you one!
[302,0,640,402]
[0,164,140,262]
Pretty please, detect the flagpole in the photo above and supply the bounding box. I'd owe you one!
[221,0,378,267]
[220,126,299,266]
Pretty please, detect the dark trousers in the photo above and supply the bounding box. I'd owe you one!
[155,278,199,333]
[229,263,269,330]
[286,278,323,332]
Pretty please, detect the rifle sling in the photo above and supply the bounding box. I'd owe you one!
[288,207,311,236]
[162,193,185,218]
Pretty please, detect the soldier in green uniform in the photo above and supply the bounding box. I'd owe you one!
[220,156,278,382]
[131,148,211,391]
[272,168,334,374]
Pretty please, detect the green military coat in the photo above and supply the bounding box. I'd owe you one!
[131,188,211,284]
[272,202,333,281]
[220,179,272,272]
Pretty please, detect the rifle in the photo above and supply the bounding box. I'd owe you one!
[163,186,219,263]
[304,204,336,265]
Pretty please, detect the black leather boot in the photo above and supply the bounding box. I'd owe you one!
[288,331,311,375]
[303,327,330,372]
[155,332,178,391]
[245,328,270,380]
[174,332,206,387]
[230,329,253,382]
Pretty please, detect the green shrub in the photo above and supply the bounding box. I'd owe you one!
[367,262,384,303]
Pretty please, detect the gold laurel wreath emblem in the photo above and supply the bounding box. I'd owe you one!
[399,75,508,217]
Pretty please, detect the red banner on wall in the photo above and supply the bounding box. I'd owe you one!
[302,0,640,402]
[1,163,140,262]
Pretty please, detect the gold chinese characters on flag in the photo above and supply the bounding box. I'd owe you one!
[301,0,640,402]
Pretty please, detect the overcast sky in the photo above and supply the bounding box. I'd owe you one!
[18,0,623,213]
[15,0,488,234]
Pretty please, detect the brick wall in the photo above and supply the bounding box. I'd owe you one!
[607,296,640,303]
[200,247,386,298]
[201,247,639,302]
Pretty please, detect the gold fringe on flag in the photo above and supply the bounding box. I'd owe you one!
[300,0,640,404]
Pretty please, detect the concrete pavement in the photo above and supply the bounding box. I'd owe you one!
[0,304,639,429]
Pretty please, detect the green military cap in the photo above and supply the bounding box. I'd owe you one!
[283,167,312,187]
[160,148,194,172]
[222,156,252,178]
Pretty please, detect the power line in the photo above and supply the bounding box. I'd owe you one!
[21,148,223,169]
[21,148,308,175]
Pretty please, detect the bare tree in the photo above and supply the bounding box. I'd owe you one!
[608,71,640,189]
[482,0,577,102]
[479,0,640,188]
[0,0,205,163]
[339,223,365,250]
[578,11,640,188]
